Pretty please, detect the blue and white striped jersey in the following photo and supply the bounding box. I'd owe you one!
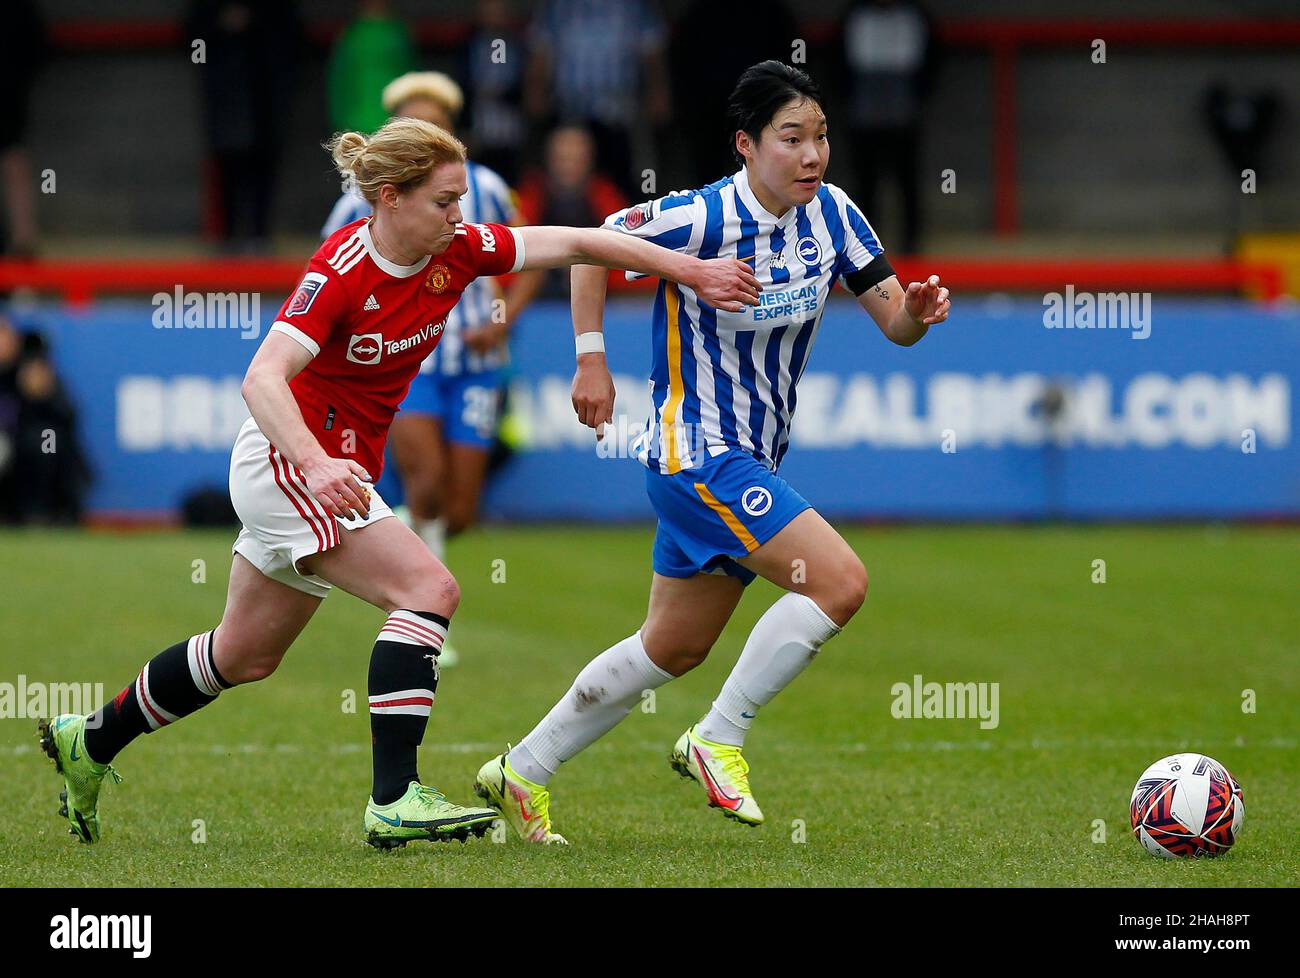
[321,160,519,377]
[604,167,886,474]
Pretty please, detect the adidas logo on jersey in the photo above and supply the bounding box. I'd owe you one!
[363,294,380,311]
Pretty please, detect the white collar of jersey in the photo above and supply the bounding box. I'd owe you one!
[357,222,433,279]
[733,167,799,227]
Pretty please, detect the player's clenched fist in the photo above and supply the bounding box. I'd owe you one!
[572,356,617,437]
[300,455,373,520]
[689,258,763,312]
[904,274,951,325]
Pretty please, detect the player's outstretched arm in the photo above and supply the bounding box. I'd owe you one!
[242,331,372,519]
[859,273,951,346]
[515,225,762,312]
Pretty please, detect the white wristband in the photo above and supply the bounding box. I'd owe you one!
[575,332,606,356]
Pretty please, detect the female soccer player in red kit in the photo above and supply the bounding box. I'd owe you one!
[38,117,761,849]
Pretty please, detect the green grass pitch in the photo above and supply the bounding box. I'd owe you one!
[1,524,1296,887]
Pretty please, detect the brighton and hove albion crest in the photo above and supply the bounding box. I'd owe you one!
[425,264,451,293]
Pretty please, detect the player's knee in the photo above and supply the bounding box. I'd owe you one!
[385,566,460,617]
[818,558,867,627]
[212,628,286,684]
[214,637,286,681]
[228,653,283,684]
[640,625,713,675]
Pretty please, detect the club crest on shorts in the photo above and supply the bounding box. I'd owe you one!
[285,271,328,317]
[741,486,773,517]
[346,332,383,365]
[425,264,451,293]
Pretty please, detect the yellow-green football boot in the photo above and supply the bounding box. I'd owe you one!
[474,753,568,844]
[37,714,122,844]
[670,725,764,826]
[364,781,497,849]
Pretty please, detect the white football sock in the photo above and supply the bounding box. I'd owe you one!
[697,592,842,747]
[508,631,672,786]
[413,517,447,561]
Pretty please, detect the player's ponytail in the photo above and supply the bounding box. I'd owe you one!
[325,117,467,204]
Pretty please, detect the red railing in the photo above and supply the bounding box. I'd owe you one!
[0,257,1283,305]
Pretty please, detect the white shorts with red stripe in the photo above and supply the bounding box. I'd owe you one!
[228,416,393,598]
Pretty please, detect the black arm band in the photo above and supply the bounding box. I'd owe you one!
[843,253,896,296]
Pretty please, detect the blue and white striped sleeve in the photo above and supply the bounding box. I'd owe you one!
[474,164,519,225]
[321,189,371,239]
[602,192,704,280]
[602,192,702,250]
[829,185,894,295]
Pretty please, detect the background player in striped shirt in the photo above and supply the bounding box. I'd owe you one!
[325,72,545,669]
[477,62,951,843]
[38,116,760,850]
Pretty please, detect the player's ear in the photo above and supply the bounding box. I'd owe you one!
[735,130,755,165]
[378,184,400,210]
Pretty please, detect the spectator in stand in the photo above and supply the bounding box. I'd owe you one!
[0,315,22,516]
[841,0,937,253]
[186,0,304,252]
[461,0,529,186]
[670,0,798,185]
[516,125,628,298]
[329,0,416,135]
[0,316,90,524]
[0,0,48,258]
[524,0,671,198]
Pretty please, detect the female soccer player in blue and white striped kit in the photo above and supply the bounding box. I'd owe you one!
[477,61,950,843]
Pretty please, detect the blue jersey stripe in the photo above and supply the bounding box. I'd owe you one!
[696,190,737,447]
[768,225,790,285]
[635,171,881,473]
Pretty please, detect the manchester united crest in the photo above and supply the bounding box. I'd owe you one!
[425,264,451,293]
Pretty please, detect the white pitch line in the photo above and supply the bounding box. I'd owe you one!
[3,736,1295,757]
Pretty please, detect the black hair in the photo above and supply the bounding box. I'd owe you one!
[726,60,824,166]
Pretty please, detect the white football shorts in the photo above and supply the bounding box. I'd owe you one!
[228,416,393,598]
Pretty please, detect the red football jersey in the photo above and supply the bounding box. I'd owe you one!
[269,218,523,479]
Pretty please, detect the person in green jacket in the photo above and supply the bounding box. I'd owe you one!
[329,0,416,134]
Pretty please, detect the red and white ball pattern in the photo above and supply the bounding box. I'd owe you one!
[1130,753,1244,858]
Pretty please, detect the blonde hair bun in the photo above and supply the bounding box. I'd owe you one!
[325,117,466,204]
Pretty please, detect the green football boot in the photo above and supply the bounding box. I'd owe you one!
[363,781,498,849]
[37,714,122,844]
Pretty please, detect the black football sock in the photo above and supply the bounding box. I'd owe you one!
[368,610,446,805]
[83,630,231,764]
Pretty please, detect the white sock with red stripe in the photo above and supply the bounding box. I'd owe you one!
[508,631,672,786]
[83,630,231,764]
[697,592,841,747]
[368,609,446,804]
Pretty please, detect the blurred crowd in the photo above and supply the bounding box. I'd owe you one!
[0,0,939,260]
